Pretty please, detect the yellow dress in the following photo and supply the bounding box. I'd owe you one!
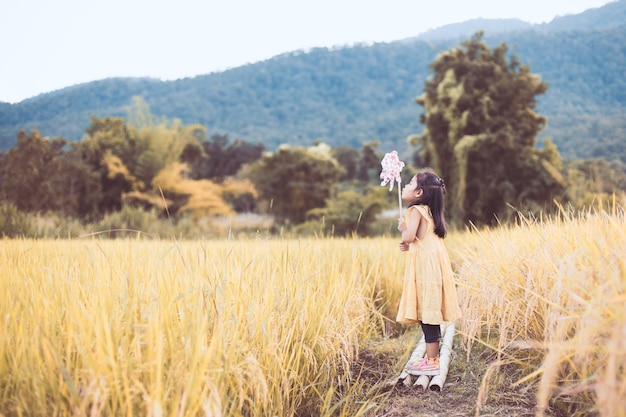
[396,205,462,325]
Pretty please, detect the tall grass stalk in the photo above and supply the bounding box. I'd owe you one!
[5,207,622,416]
[0,237,402,416]
[453,207,626,416]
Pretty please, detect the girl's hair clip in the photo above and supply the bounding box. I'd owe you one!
[438,177,446,193]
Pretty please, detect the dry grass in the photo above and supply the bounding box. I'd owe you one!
[452,204,626,417]
[1,205,625,416]
[0,238,404,416]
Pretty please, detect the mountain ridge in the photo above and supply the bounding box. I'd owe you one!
[1,1,625,162]
[410,0,624,41]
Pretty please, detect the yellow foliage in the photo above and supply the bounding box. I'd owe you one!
[179,193,232,217]
[121,190,170,210]
[152,163,234,217]
[221,178,258,199]
[133,121,205,185]
[102,151,143,190]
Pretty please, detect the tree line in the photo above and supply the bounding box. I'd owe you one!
[1,34,625,238]
[0,114,389,237]
[2,21,625,164]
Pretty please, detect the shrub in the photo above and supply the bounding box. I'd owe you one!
[0,203,32,237]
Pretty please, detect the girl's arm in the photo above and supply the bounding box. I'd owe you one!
[398,207,422,245]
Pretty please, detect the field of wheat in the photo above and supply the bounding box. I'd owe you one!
[0,237,405,416]
[453,205,626,416]
[1,206,624,416]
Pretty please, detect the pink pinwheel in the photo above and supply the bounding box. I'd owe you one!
[380,151,405,191]
[380,151,405,217]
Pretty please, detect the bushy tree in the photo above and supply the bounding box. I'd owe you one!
[303,185,388,236]
[148,163,235,217]
[132,121,207,187]
[188,134,265,182]
[0,130,66,212]
[78,108,210,216]
[356,141,382,182]
[332,142,384,183]
[333,145,359,181]
[0,202,33,237]
[0,130,100,218]
[563,158,626,208]
[247,143,344,224]
[78,117,140,213]
[412,32,565,226]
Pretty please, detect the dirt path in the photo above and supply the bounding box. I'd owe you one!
[356,335,546,417]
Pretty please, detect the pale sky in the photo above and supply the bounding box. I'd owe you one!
[0,0,615,103]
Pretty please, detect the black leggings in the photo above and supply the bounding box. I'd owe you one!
[420,322,441,343]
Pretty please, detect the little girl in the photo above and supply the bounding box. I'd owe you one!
[396,169,461,375]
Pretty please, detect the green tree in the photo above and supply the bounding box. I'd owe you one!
[0,129,116,220]
[356,141,382,182]
[303,185,388,236]
[189,134,265,182]
[563,158,626,208]
[0,130,101,219]
[412,32,565,226]
[132,121,206,187]
[0,202,33,237]
[78,107,207,215]
[50,145,102,219]
[247,143,345,224]
[332,145,359,181]
[0,130,65,212]
[78,117,141,213]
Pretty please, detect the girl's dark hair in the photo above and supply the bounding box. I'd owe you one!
[408,169,448,238]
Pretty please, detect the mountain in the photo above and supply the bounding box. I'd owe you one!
[411,0,625,41]
[412,18,532,42]
[535,0,626,32]
[1,1,625,162]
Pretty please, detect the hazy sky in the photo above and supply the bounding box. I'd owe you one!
[0,0,615,103]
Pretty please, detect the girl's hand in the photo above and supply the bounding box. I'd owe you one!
[399,241,409,252]
[397,219,407,232]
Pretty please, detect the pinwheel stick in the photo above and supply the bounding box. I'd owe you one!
[397,183,402,219]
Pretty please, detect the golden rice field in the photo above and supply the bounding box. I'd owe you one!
[453,205,626,417]
[1,206,625,416]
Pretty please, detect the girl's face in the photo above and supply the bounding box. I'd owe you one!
[401,176,421,202]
